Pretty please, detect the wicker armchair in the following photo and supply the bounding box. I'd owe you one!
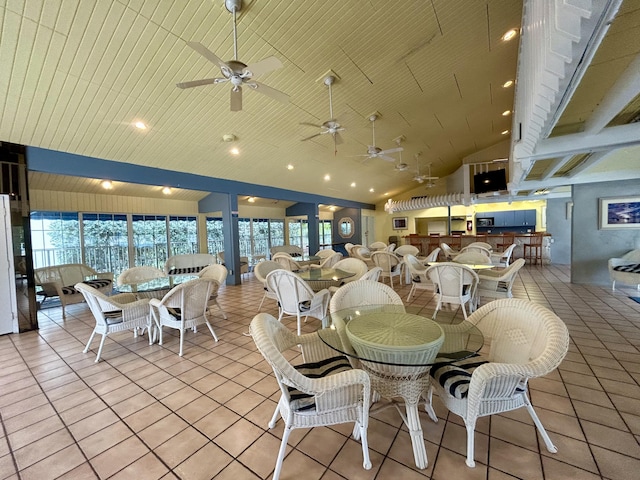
[477,258,525,302]
[369,241,387,251]
[490,243,517,267]
[453,251,492,265]
[266,269,330,335]
[426,262,478,320]
[198,264,228,319]
[352,246,375,268]
[371,251,403,289]
[272,252,310,272]
[75,282,151,362]
[149,278,217,356]
[393,245,420,257]
[360,266,382,282]
[254,260,283,311]
[309,252,342,269]
[440,242,459,260]
[327,258,369,293]
[314,249,336,259]
[465,242,493,252]
[429,299,570,467]
[404,254,435,301]
[608,249,640,290]
[250,313,371,480]
[330,280,404,312]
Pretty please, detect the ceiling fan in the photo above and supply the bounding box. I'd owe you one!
[355,114,403,162]
[392,136,409,172]
[300,75,345,154]
[176,0,289,112]
[413,154,439,187]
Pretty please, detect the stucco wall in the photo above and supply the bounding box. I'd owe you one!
[546,198,572,264]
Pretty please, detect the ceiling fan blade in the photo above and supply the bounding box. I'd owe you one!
[379,147,404,155]
[176,78,224,89]
[334,132,344,145]
[300,122,323,128]
[242,56,283,77]
[301,133,323,141]
[230,87,242,112]
[247,81,289,104]
[379,154,397,162]
[186,42,227,68]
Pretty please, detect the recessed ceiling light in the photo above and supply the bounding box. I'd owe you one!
[230,147,240,155]
[329,205,336,211]
[248,196,256,203]
[502,110,511,116]
[501,28,518,42]
[369,188,374,193]
[350,182,356,187]
[287,164,294,170]
[501,130,510,135]
[134,121,147,130]
[324,174,331,181]
[101,180,113,190]
[384,192,389,196]
[502,80,513,88]
[162,187,171,195]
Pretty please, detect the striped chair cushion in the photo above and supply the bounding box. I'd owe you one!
[614,263,640,273]
[60,279,112,296]
[288,356,352,411]
[430,353,488,399]
[167,266,206,275]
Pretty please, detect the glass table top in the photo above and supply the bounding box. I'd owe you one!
[297,268,356,282]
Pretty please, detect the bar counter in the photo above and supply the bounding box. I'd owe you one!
[403,233,552,264]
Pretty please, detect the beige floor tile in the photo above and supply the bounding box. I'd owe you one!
[78,421,133,459]
[138,413,189,449]
[55,462,99,479]
[489,438,544,480]
[237,432,285,478]
[19,444,86,480]
[540,456,601,480]
[330,438,383,479]
[214,418,264,457]
[175,394,220,424]
[13,428,75,470]
[154,427,209,469]
[213,459,261,480]
[173,442,233,479]
[581,420,640,457]
[540,433,598,474]
[432,447,487,479]
[7,415,66,450]
[193,406,242,440]
[67,408,119,441]
[90,436,150,478]
[123,402,172,433]
[591,444,640,480]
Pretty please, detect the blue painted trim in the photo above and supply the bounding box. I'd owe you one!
[26,146,375,210]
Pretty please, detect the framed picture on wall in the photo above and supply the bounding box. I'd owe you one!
[599,196,640,229]
[392,217,408,230]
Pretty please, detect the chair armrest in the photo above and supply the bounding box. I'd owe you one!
[38,281,63,297]
[108,292,138,304]
[310,289,331,325]
[299,330,342,363]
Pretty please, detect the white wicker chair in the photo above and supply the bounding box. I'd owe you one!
[149,278,217,356]
[394,245,420,257]
[465,242,493,252]
[426,262,478,320]
[368,241,387,251]
[371,251,403,289]
[490,243,517,267]
[216,251,249,275]
[198,264,228,319]
[440,242,459,260]
[314,249,336,259]
[453,251,492,265]
[249,313,371,480]
[266,269,331,335]
[327,258,369,293]
[360,266,383,282]
[404,254,435,301]
[384,243,396,252]
[477,258,525,302]
[75,282,151,362]
[330,280,404,312]
[254,260,284,311]
[352,246,375,268]
[310,252,342,269]
[608,249,640,290]
[429,299,570,467]
[272,252,310,272]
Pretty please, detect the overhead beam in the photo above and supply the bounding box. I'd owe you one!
[541,155,574,181]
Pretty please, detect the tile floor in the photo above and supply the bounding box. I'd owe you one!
[1,265,640,480]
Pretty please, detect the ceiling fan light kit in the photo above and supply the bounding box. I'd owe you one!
[176,0,289,112]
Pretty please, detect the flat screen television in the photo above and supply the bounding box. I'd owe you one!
[474,169,507,194]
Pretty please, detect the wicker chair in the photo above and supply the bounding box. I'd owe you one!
[429,299,570,467]
[149,278,217,356]
[314,249,336,259]
[75,282,151,362]
[477,258,525,303]
[198,264,228,319]
[490,243,517,267]
[465,242,493,252]
[394,245,420,257]
[272,252,309,272]
[384,243,396,252]
[352,246,375,268]
[250,313,371,480]
[327,258,369,293]
[440,242,459,260]
[369,241,387,251]
[371,251,403,289]
[310,252,342,269]
[423,247,441,263]
[426,262,478,320]
[360,266,383,282]
[404,254,435,301]
[453,251,492,265]
[254,260,284,311]
[330,280,404,313]
[459,245,492,257]
[266,269,331,335]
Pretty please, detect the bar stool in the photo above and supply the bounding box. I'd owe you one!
[428,233,440,252]
[523,233,543,265]
[497,233,515,252]
[449,234,462,250]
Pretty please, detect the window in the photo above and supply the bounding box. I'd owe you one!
[269,219,284,248]
[169,216,198,255]
[83,214,129,275]
[206,217,224,255]
[30,212,80,268]
[252,218,270,260]
[132,215,167,269]
[319,220,332,249]
[287,218,309,254]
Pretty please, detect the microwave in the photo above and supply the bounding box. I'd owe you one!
[477,217,494,227]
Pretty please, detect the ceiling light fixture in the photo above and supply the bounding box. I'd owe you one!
[133,121,147,130]
[329,206,336,211]
[230,147,240,155]
[287,164,294,170]
[248,196,256,203]
[101,180,113,190]
[369,188,374,193]
[162,187,171,195]
[324,174,330,181]
[350,182,356,187]
[502,110,511,116]
[502,80,513,88]
[501,130,510,135]
[501,28,518,42]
